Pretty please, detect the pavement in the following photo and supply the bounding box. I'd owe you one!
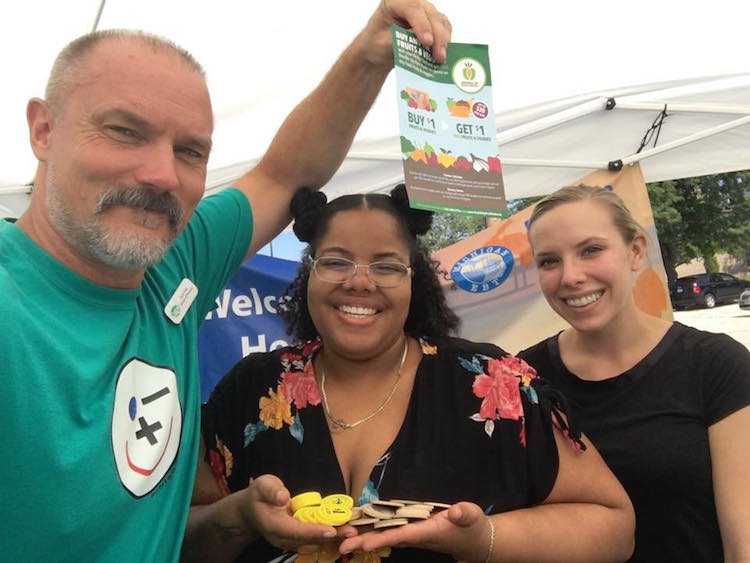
[673,302,750,350]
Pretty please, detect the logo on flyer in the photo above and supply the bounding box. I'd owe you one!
[451,246,514,293]
[111,358,182,497]
[452,58,486,93]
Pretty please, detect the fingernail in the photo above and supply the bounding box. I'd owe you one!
[324,530,336,538]
[423,31,434,45]
[440,46,446,60]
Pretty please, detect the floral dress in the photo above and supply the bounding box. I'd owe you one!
[200,336,583,562]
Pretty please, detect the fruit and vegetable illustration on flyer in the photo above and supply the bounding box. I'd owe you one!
[391,25,505,215]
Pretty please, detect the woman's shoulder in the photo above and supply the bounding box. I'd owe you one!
[517,334,559,363]
[421,334,510,359]
[658,323,750,368]
[211,340,321,397]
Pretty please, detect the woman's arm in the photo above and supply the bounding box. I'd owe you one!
[488,427,634,562]
[709,404,750,563]
[180,437,339,562]
[339,427,635,563]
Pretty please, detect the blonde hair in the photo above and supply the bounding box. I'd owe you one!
[528,184,645,244]
[45,29,204,118]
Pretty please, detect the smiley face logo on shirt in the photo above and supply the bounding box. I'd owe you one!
[111,358,182,497]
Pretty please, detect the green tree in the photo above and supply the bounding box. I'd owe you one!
[419,212,486,251]
[648,170,750,281]
[418,198,540,252]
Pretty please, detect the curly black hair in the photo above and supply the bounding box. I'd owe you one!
[280,184,460,342]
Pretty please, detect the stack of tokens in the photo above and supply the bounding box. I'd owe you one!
[290,493,452,529]
[349,499,452,529]
[290,492,354,527]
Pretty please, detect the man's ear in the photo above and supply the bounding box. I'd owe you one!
[27,98,53,161]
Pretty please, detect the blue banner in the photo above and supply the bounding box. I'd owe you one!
[198,254,300,401]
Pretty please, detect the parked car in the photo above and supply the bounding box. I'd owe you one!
[670,273,750,309]
[740,289,750,310]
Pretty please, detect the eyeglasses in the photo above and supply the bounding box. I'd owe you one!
[309,256,412,288]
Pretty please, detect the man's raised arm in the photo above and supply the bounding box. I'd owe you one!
[234,0,452,258]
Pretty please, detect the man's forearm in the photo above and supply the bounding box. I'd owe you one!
[255,31,392,191]
[181,496,258,563]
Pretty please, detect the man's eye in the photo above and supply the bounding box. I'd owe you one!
[107,125,138,138]
[175,146,204,160]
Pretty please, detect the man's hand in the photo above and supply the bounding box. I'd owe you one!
[338,502,492,562]
[235,0,452,261]
[357,0,452,66]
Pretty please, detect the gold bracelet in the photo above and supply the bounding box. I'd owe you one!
[484,518,495,563]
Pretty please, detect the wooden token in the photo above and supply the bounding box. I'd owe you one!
[389,499,431,507]
[401,503,433,512]
[395,506,431,519]
[371,499,405,508]
[362,504,396,519]
[373,518,409,528]
[348,517,379,526]
[425,501,452,509]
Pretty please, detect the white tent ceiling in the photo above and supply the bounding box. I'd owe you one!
[2,0,749,217]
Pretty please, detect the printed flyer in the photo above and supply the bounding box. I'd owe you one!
[391,25,505,215]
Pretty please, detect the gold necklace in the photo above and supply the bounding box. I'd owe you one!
[319,337,409,431]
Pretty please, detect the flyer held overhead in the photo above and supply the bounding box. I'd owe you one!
[392,25,504,216]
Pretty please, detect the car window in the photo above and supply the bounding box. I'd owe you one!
[709,274,722,283]
[719,274,736,282]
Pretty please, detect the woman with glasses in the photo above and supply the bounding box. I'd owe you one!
[184,185,635,563]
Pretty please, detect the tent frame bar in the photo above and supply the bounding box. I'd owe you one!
[347,100,750,173]
[621,114,750,166]
[614,101,750,115]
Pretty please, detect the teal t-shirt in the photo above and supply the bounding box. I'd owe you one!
[0,188,252,562]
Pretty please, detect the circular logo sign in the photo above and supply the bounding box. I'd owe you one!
[452,57,487,93]
[472,101,489,119]
[111,358,182,497]
[451,246,514,293]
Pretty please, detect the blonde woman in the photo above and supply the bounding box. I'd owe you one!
[520,184,750,562]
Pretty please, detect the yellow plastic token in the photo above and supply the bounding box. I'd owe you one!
[315,504,352,526]
[293,506,321,524]
[290,491,322,513]
[321,494,354,510]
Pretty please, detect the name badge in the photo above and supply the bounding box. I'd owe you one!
[164,278,198,324]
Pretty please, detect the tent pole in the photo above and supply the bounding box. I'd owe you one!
[495,99,608,145]
[91,0,107,32]
[621,114,750,166]
[615,101,750,115]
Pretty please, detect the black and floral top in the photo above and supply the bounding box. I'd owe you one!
[200,336,583,563]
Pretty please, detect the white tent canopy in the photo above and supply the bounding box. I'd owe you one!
[205,73,750,202]
[2,0,749,217]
